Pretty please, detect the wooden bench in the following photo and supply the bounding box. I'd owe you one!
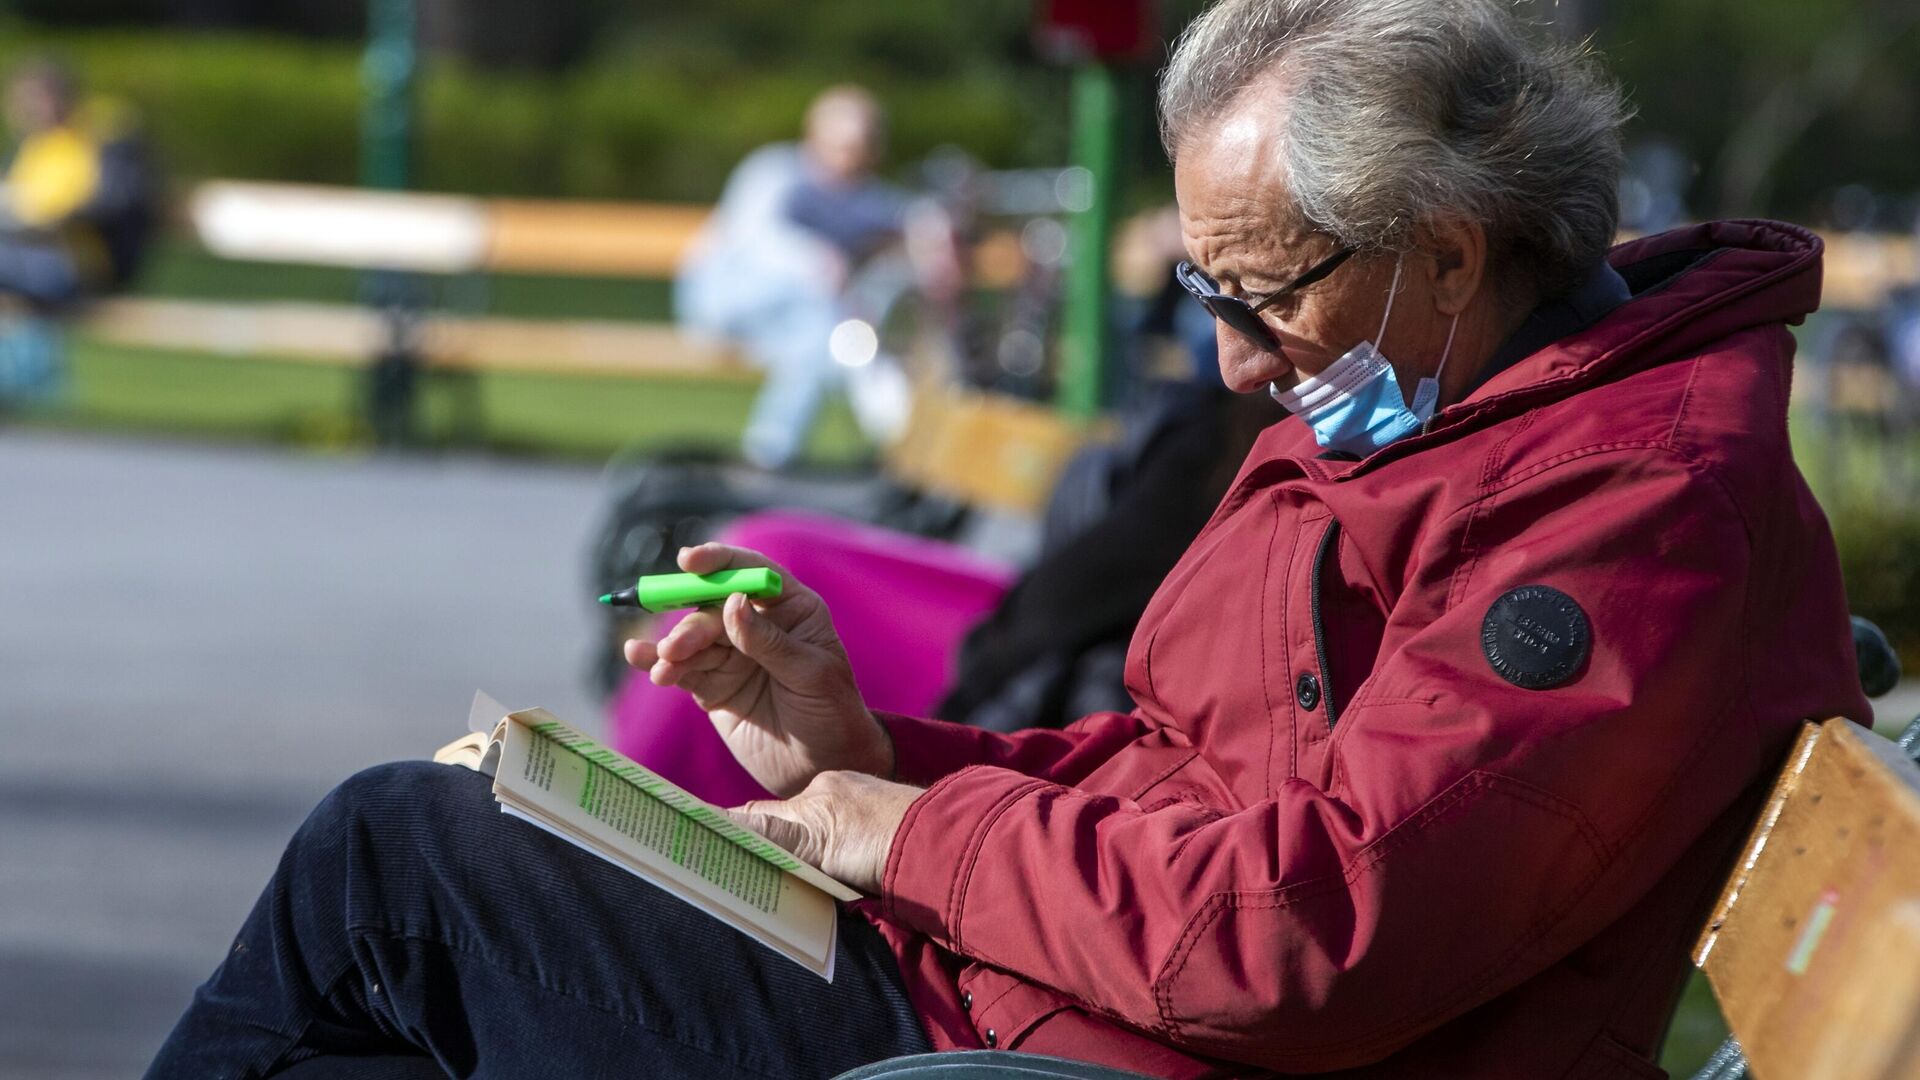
[79,296,753,382]
[110,180,755,380]
[1691,716,1920,1080]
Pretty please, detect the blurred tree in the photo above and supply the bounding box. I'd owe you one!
[617,0,1038,81]
[1707,0,1920,215]
[1598,0,1920,220]
[7,0,1917,219]
[16,0,362,36]
[417,0,615,71]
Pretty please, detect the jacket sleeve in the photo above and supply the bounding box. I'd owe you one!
[880,708,1153,788]
[881,452,1799,1071]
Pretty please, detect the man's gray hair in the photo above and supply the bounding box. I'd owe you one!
[1160,0,1630,301]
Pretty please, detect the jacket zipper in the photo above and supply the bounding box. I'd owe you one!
[1310,519,1342,730]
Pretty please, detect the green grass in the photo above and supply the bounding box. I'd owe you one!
[1661,970,1732,1075]
[29,334,866,464]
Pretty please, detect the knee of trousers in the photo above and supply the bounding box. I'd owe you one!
[295,761,491,875]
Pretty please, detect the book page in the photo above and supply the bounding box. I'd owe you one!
[510,709,858,903]
[489,716,841,979]
[432,730,489,769]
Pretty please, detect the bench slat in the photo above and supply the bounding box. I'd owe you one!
[80,298,752,381]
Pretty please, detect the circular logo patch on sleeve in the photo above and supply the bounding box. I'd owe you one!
[1481,585,1591,690]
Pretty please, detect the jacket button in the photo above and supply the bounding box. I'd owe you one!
[1296,672,1321,711]
[961,991,973,1011]
[985,1028,998,1048]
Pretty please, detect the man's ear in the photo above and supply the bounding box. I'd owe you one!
[1422,217,1487,317]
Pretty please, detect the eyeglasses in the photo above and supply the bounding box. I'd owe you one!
[1176,245,1358,351]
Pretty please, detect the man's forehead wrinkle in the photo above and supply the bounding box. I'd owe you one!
[1186,196,1306,274]
[1176,90,1308,280]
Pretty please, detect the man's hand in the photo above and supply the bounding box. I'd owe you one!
[728,771,922,894]
[624,543,894,797]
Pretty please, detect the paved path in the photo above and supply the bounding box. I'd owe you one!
[0,430,607,1078]
[1876,682,1920,735]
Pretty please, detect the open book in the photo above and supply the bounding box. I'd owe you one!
[435,692,859,980]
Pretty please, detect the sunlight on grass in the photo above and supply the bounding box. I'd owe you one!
[43,335,865,464]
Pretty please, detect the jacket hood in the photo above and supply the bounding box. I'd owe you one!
[1465,219,1821,416]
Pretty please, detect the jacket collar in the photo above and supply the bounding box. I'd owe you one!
[1273,219,1826,481]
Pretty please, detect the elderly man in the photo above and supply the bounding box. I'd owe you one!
[150,1,1868,1077]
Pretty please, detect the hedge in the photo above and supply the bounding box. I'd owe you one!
[0,27,1057,201]
[1834,501,1920,672]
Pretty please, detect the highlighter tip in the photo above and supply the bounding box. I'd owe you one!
[597,594,614,605]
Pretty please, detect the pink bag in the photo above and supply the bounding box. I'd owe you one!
[607,510,1015,806]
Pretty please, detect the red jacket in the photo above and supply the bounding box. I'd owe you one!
[865,220,1871,1078]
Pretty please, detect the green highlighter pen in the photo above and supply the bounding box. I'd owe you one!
[598,568,784,614]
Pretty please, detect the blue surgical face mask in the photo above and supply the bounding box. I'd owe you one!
[1270,256,1460,457]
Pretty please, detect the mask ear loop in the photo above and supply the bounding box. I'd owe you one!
[1434,312,1460,384]
[1421,312,1463,434]
[1375,255,1404,348]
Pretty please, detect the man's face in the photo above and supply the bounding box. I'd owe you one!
[5,78,63,136]
[804,105,883,187]
[1174,94,1405,395]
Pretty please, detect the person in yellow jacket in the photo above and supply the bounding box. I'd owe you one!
[0,59,154,308]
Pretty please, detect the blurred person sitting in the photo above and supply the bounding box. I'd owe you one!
[0,59,155,310]
[677,85,956,470]
[938,248,1278,733]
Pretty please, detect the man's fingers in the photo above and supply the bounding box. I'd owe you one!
[677,544,818,613]
[674,643,734,674]
[726,805,819,864]
[623,638,660,670]
[677,543,785,577]
[656,611,725,662]
[721,592,821,687]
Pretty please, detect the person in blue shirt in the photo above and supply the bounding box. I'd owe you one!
[678,86,931,470]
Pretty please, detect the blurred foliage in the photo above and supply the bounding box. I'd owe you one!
[1833,501,1920,671]
[7,1,1916,216]
[0,25,1059,201]
[1598,0,1920,220]
[1793,395,1920,667]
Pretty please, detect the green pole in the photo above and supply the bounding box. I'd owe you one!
[359,0,420,446]
[362,0,417,191]
[1059,62,1123,420]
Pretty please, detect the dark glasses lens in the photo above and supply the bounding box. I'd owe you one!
[1176,262,1280,350]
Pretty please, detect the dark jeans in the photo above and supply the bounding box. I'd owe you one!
[146,761,932,1079]
[0,236,82,308]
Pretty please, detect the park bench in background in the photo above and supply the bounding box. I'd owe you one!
[84,180,752,383]
[76,179,1097,517]
[80,180,1032,384]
